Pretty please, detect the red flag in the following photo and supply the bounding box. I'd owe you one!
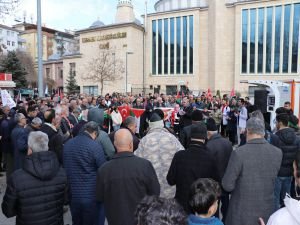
[118,106,131,121]
[131,108,145,118]
[230,88,235,97]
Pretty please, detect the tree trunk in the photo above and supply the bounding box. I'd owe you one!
[100,79,104,96]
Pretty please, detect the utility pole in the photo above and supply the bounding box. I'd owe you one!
[37,0,43,97]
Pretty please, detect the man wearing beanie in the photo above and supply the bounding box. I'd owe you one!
[87,108,115,160]
[180,110,203,149]
[135,112,184,198]
[206,118,233,222]
[167,123,219,213]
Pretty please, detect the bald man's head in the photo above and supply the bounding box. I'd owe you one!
[114,129,133,153]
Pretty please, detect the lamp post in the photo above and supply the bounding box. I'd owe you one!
[125,51,133,93]
[37,0,43,97]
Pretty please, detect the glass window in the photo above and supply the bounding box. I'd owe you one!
[152,20,157,75]
[170,18,175,74]
[164,18,169,74]
[60,69,63,79]
[166,85,177,95]
[292,3,300,73]
[274,6,282,73]
[176,17,181,74]
[12,41,15,47]
[7,41,10,46]
[258,8,264,73]
[266,7,273,73]
[183,16,187,74]
[83,86,98,96]
[242,9,248,73]
[250,9,256,73]
[189,15,194,74]
[158,19,163,74]
[283,5,291,73]
[7,31,10,36]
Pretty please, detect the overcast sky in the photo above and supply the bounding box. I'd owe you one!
[3,0,156,32]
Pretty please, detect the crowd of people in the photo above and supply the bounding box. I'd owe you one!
[0,91,299,225]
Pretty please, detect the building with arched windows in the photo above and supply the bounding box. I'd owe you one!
[63,0,300,96]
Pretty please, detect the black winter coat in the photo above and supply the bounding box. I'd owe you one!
[275,128,300,177]
[96,152,160,225]
[206,133,233,179]
[11,125,29,171]
[1,151,68,225]
[167,141,219,212]
[40,124,64,164]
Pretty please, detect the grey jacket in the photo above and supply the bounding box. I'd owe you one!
[88,108,115,160]
[222,138,282,225]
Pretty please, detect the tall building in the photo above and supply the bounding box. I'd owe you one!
[14,23,76,61]
[63,0,144,95]
[63,0,300,96]
[0,24,26,54]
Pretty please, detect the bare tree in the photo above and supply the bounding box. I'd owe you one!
[15,50,37,87]
[83,49,124,95]
[0,0,20,18]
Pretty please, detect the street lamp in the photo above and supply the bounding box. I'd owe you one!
[37,0,43,97]
[126,51,133,93]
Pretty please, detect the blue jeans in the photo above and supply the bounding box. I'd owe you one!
[70,200,105,225]
[274,176,292,211]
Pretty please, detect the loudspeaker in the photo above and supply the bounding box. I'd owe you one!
[254,90,268,113]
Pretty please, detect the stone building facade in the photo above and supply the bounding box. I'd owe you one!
[63,0,300,96]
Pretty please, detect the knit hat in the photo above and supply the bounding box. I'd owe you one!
[149,113,164,129]
[150,113,162,122]
[190,123,207,140]
[87,108,104,126]
[206,118,218,131]
[153,109,164,120]
[191,110,203,122]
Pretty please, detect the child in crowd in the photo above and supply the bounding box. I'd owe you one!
[188,178,224,225]
[135,196,186,225]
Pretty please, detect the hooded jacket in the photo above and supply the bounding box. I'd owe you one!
[87,108,115,160]
[2,151,68,225]
[266,195,300,225]
[275,128,300,177]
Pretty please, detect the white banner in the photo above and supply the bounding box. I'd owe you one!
[1,90,16,109]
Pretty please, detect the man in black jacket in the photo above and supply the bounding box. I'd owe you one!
[109,116,140,152]
[206,118,233,222]
[167,123,219,213]
[40,109,64,164]
[96,129,160,225]
[179,110,203,148]
[2,131,68,225]
[274,113,300,210]
[11,113,29,172]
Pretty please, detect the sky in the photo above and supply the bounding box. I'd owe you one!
[3,0,156,32]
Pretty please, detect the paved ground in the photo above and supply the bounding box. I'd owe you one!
[0,172,72,225]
